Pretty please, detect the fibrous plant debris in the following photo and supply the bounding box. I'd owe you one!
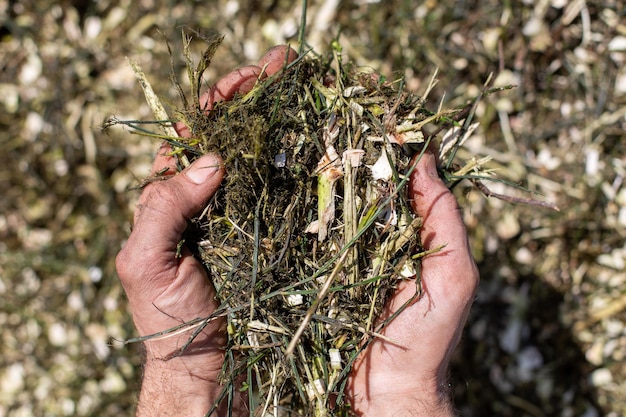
[118,34,539,416]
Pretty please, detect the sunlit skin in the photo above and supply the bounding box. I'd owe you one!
[116,45,478,416]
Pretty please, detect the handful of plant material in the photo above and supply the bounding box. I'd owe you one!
[119,35,517,416]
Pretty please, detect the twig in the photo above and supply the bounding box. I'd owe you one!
[473,179,560,211]
[126,56,189,166]
[285,249,350,357]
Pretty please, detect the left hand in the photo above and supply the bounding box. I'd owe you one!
[116,45,297,417]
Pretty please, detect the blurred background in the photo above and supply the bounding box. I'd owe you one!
[1,0,624,415]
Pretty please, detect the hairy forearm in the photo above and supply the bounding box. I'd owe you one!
[137,359,217,417]
[135,340,246,417]
[347,375,457,417]
[351,391,456,417]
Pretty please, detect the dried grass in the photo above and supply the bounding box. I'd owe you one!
[112,27,557,413]
[2,1,624,416]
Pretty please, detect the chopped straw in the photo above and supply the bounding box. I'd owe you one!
[117,32,556,416]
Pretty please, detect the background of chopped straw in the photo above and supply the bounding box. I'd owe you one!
[1,0,624,416]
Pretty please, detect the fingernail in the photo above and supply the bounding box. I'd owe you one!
[185,155,221,184]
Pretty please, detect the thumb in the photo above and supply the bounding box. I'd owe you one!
[408,151,478,306]
[409,152,467,255]
[137,153,224,245]
[118,154,224,293]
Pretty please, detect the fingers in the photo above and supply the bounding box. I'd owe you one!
[151,143,178,176]
[198,65,264,110]
[258,45,299,75]
[199,45,297,112]
[174,45,297,139]
[174,65,263,138]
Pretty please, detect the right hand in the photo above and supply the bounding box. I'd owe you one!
[346,151,479,416]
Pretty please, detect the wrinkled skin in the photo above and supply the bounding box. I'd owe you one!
[116,45,478,416]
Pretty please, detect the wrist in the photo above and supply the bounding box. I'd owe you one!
[140,335,226,390]
[134,311,227,364]
[346,373,456,417]
[137,359,219,417]
[135,331,235,417]
[348,389,455,417]
[138,347,245,417]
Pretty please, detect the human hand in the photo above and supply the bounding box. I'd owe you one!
[115,45,297,417]
[346,151,479,416]
[117,43,477,416]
